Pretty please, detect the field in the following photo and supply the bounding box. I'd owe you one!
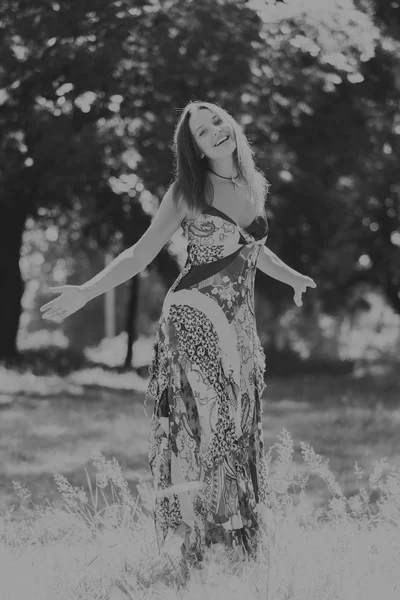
[0,359,400,599]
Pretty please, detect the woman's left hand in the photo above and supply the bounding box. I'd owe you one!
[292,275,317,307]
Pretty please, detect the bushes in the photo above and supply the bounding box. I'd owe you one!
[263,345,355,377]
[1,345,88,376]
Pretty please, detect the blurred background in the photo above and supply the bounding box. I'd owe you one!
[0,0,400,520]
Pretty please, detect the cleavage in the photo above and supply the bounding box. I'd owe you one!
[206,204,257,230]
[208,181,257,229]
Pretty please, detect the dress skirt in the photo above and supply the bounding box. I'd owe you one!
[144,206,272,568]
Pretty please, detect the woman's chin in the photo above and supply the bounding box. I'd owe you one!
[212,146,236,158]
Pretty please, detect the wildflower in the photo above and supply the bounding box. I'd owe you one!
[91,451,135,507]
[12,481,32,503]
[53,473,82,509]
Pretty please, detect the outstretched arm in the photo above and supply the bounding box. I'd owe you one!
[256,245,316,306]
[41,185,187,321]
[81,186,186,301]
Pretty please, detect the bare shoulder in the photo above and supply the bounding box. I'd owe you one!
[162,182,189,224]
[162,183,205,226]
[131,184,189,268]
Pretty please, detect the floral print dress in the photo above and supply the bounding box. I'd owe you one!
[144,203,272,568]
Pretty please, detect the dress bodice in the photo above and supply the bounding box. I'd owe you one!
[181,205,269,266]
[173,205,268,293]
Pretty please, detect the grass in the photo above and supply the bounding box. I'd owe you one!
[1,357,400,598]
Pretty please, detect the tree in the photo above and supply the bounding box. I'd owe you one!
[246,0,400,319]
[2,0,399,364]
[0,0,280,360]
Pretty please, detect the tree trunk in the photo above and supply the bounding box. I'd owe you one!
[384,279,400,315]
[121,247,180,371]
[0,209,26,361]
[123,275,140,370]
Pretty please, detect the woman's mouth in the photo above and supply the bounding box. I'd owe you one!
[215,135,229,147]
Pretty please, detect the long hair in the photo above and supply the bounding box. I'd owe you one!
[168,100,270,220]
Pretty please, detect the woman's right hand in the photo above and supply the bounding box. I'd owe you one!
[40,285,89,323]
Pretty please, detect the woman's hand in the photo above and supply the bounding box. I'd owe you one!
[292,274,317,307]
[40,285,89,322]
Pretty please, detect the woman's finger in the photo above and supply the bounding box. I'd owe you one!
[43,305,63,317]
[294,290,302,306]
[52,314,67,322]
[40,300,59,312]
[46,314,66,322]
[44,308,67,320]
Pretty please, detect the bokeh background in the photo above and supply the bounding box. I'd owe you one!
[1,0,400,522]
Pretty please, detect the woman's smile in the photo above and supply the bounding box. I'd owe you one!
[215,135,229,147]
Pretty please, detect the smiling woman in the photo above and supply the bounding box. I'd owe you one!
[40,99,316,580]
[141,101,315,573]
[170,101,271,224]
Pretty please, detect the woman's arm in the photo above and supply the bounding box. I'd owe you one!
[41,248,145,321]
[81,186,186,302]
[256,245,303,286]
[256,245,316,306]
[41,186,187,321]
[79,247,145,302]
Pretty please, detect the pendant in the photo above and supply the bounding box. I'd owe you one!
[232,177,241,189]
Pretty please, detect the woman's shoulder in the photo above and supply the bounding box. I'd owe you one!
[168,180,213,227]
[165,182,189,222]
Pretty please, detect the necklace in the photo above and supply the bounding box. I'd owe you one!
[208,167,242,189]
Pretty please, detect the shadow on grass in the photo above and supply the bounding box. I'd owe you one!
[1,346,149,377]
[2,344,357,377]
[264,346,356,377]
[1,345,399,408]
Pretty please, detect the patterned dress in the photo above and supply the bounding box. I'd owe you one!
[144,203,272,568]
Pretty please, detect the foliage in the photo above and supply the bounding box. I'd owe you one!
[1,0,399,360]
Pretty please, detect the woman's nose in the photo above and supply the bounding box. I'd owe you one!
[213,126,222,139]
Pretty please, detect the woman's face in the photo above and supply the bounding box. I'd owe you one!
[189,108,236,159]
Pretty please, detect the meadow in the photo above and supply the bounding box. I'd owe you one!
[0,352,400,599]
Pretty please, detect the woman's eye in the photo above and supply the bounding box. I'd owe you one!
[199,118,222,136]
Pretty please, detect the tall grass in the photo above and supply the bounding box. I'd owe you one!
[1,427,400,599]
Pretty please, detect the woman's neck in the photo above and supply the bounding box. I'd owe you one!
[207,170,243,188]
[208,155,237,178]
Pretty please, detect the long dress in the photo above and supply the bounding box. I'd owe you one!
[144,203,272,569]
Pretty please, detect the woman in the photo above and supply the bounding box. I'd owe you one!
[41,100,316,572]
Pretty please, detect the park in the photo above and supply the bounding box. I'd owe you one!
[1,0,400,598]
